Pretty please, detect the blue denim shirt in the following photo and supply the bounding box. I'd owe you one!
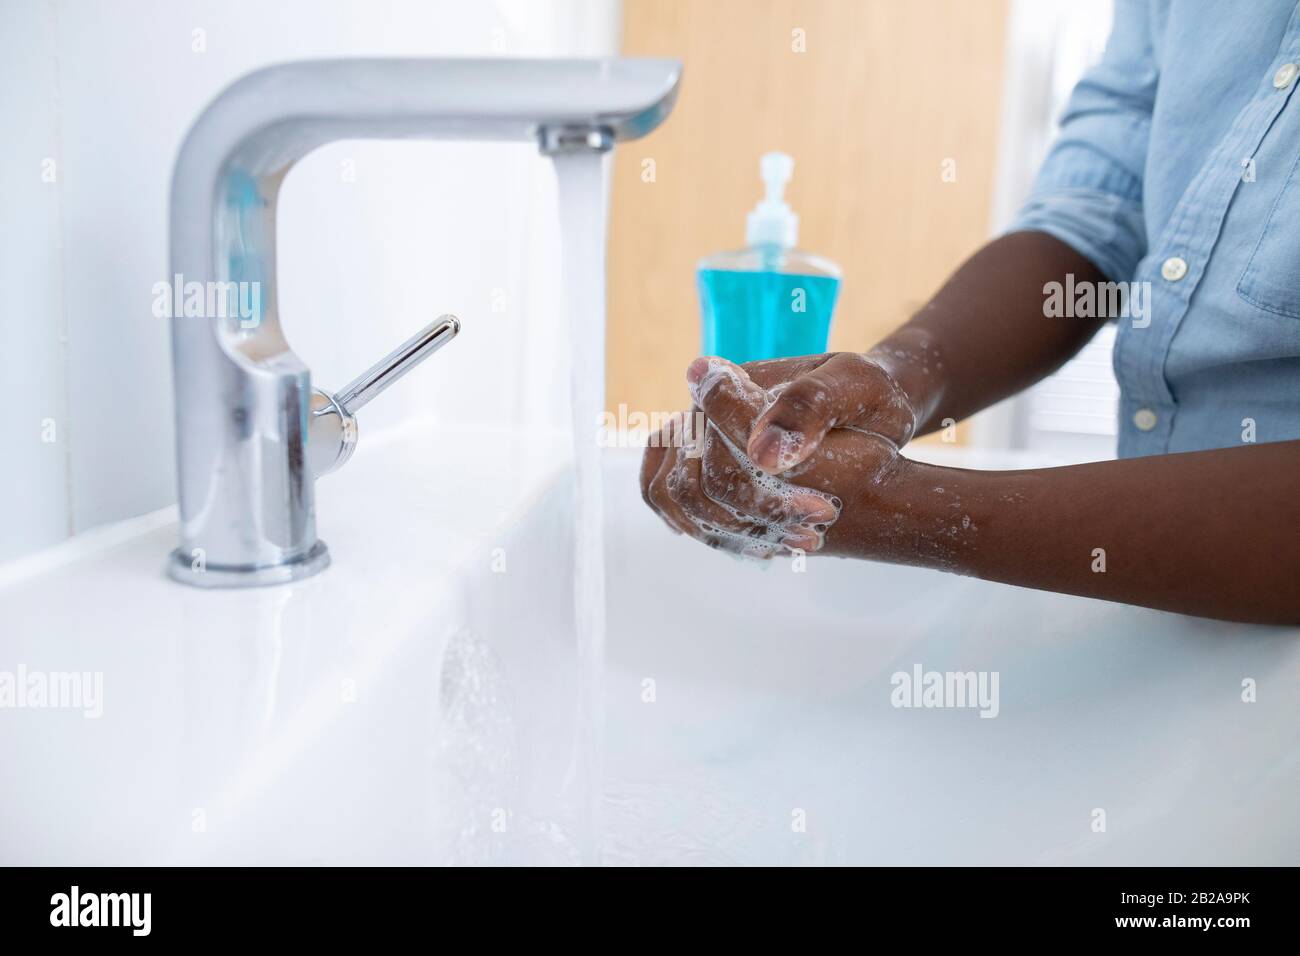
[1011,0,1300,457]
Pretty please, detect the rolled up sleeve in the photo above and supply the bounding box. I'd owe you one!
[1008,0,1156,282]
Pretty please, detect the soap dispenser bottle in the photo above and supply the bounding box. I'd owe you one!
[697,152,841,364]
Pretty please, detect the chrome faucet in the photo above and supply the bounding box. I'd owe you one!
[166,57,681,587]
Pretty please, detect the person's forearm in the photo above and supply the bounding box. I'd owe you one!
[833,440,1300,625]
[866,230,1109,436]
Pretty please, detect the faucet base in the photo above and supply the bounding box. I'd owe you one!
[166,540,331,589]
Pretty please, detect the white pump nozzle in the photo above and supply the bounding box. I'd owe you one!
[746,151,798,247]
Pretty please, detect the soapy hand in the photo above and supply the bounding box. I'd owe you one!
[733,351,920,474]
[640,357,906,558]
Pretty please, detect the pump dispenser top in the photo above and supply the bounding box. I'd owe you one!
[745,152,798,247]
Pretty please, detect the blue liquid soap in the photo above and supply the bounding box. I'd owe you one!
[697,152,841,364]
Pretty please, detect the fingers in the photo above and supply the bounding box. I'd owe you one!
[639,431,666,509]
[642,407,833,556]
[644,355,855,556]
[657,416,783,558]
[683,356,841,537]
[669,439,829,557]
[686,356,768,451]
[740,354,829,391]
[746,352,917,474]
[645,412,767,555]
[666,444,787,556]
[640,444,676,531]
[641,413,693,536]
[695,424,840,547]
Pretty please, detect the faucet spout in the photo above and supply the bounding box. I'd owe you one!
[166,58,681,587]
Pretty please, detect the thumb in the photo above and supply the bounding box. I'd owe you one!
[746,352,916,473]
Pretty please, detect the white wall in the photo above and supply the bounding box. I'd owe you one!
[0,0,618,564]
[2,0,70,563]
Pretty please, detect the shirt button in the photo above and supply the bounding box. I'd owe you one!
[1161,256,1188,281]
[1133,408,1159,431]
[1274,62,1299,89]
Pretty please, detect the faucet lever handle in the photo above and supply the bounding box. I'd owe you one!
[335,314,460,416]
[309,314,460,477]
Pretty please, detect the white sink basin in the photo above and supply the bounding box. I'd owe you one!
[2,432,1298,865]
[0,421,569,865]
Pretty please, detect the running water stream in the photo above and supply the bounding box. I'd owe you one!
[552,150,608,863]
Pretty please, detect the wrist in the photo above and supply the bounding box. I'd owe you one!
[823,449,921,561]
[866,327,947,437]
[827,456,989,572]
